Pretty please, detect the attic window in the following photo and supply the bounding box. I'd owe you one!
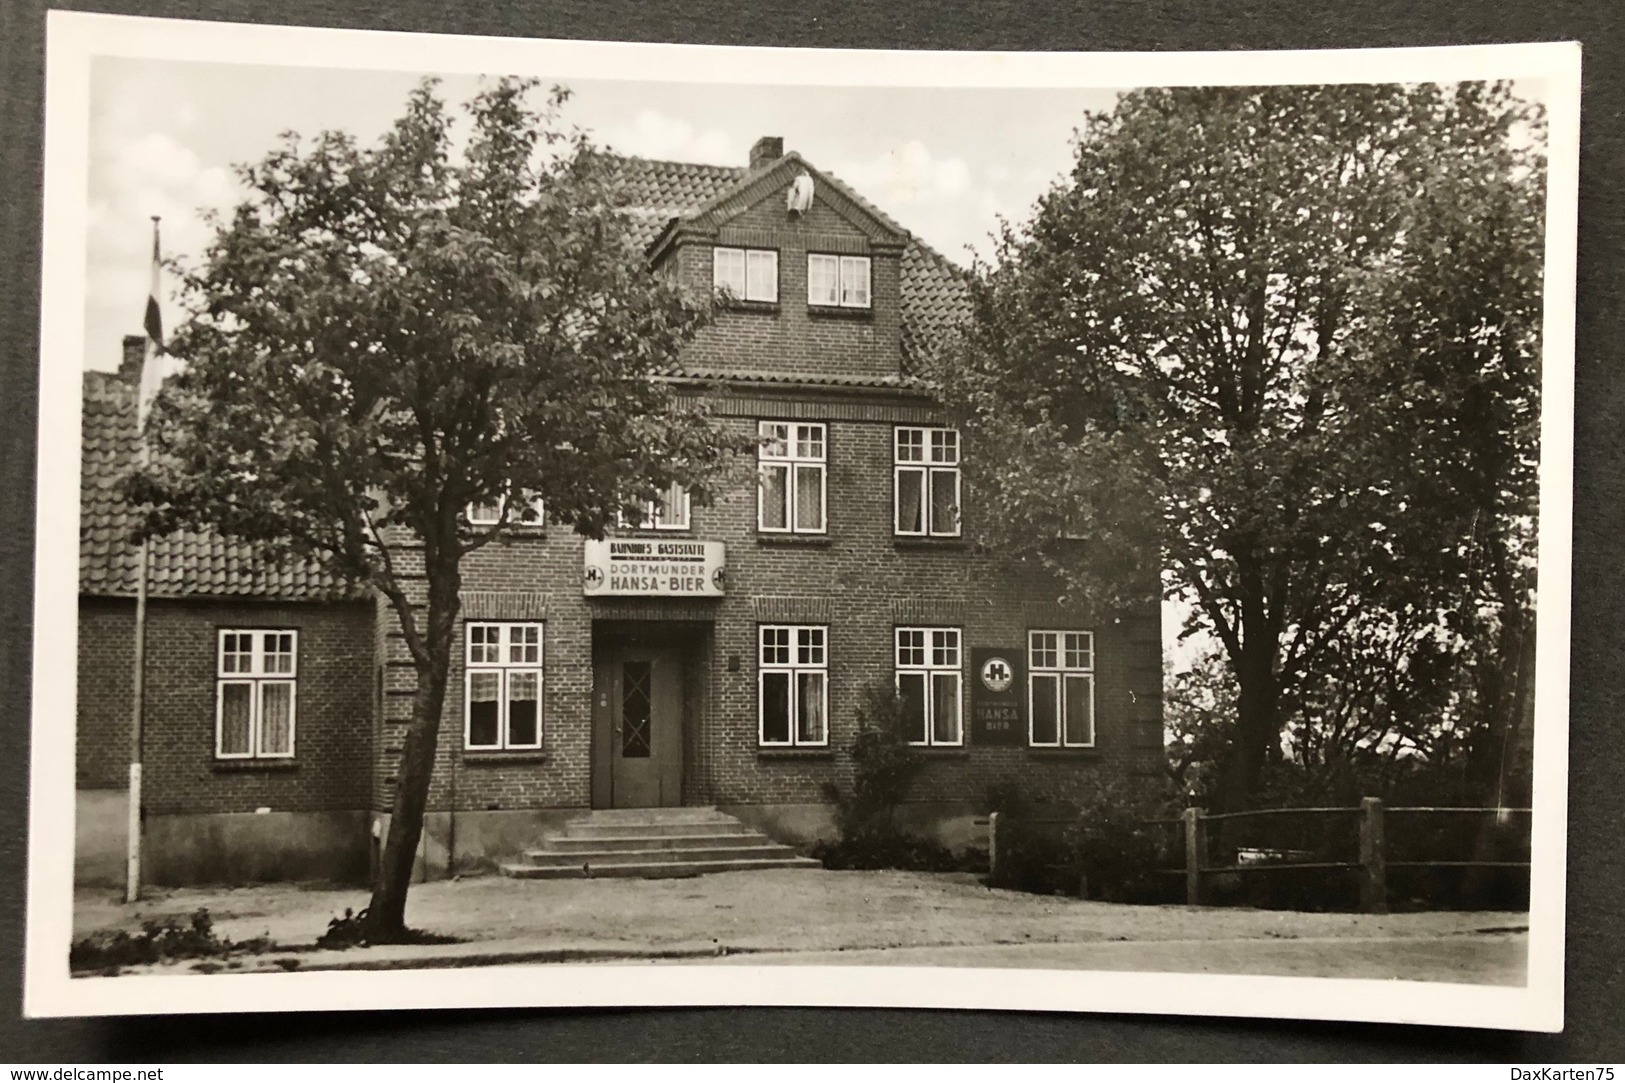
[808,254,870,309]
[714,246,778,303]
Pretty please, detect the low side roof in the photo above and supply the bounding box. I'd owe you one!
[80,370,365,602]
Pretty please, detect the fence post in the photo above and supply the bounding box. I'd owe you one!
[987,811,1000,884]
[1359,796,1388,914]
[1184,807,1205,906]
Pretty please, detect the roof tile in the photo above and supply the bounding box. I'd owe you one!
[80,371,363,602]
[81,150,971,600]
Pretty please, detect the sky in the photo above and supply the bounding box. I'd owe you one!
[84,57,1125,372]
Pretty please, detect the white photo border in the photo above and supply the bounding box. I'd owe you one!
[28,10,1579,1030]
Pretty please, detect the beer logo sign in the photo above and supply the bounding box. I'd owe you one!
[979,656,1014,693]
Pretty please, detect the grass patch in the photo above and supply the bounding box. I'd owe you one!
[70,908,273,975]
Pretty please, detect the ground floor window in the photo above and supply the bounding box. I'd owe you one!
[216,629,297,759]
[1029,630,1095,747]
[758,624,828,747]
[896,626,962,746]
[465,621,544,750]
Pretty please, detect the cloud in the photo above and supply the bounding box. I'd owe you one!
[84,122,244,371]
[829,141,1011,266]
[593,108,740,165]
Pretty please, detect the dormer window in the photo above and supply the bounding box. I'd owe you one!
[713,246,778,303]
[808,254,870,309]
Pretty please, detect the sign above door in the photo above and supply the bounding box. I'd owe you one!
[583,539,726,597]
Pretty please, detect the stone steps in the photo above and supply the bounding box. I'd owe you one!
[499,807,820,880]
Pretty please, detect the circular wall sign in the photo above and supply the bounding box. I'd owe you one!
[979,656,1014,693]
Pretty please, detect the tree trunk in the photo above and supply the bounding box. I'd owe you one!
[1220,636,1280,813]
[365,560,460,942]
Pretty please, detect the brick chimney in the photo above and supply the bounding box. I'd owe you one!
[749,136,784,171]
[119,334,145,382]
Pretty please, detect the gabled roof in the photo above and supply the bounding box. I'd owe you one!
[80,147,973,602]
[606,151,971,372]
[80,371,364,602]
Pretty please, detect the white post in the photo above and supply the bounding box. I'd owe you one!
[125,535,150,903]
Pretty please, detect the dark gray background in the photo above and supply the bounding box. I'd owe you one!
[3,0,1620,1063]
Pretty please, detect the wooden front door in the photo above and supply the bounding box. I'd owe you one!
[600,648,684,808]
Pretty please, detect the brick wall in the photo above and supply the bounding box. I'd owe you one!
[415,402,1164,817]
[665,172,905,382]
[77,596,375,814]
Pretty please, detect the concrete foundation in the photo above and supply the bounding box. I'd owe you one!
[722,800,989,854]
[373,808,591,882]
[76,789,129,887]
[145,810,370,886]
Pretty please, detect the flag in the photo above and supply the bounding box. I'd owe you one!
[137,218,165,430]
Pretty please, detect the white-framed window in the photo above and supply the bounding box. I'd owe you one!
[758,625,829,747]
[713,246,779,303]
[216,629,297,760]
[758,421,826,534]
[465,493,545,528]
[895,426,962,536]
[465,622,544,751]
[1028,630,1096,748]
[623,480,691,531]
[807,254,871,308]
[895,626,962,746]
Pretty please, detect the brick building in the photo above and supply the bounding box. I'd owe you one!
[76,137,1164,887]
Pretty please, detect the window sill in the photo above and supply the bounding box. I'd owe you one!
[807,304,873,321]
[462,751,549,765]
[910,747,971,760]
[1026,747,1100,760]
[757,748,835,761]
[892,536,969,551]
[487,527,548,542]
[755,533,833,548]
[721,299,780,315]
[210,759,299,773]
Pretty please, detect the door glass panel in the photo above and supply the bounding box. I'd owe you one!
[621,660,652,758]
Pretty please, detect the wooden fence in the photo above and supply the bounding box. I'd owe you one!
[988,800,1532,912]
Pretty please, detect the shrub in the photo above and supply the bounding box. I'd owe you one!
[986,780,1176,902]
[315,906,462,949]
[69,908,272,973]
[812,681,967,872]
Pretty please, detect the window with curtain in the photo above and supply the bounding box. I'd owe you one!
[758,421,826,533]
[758,625,828,747]
[895,626,962,746]
[714,246,778,302]
[1028,630,1095,748]
[216,629,297,759]
[895,426,962,536]
[465,622,544,751]
[807,253,870,308]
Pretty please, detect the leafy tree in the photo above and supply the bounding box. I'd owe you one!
[133,78,749,939]
[932,83,1544,811]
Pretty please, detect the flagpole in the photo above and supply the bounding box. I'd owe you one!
[126,215,161,904]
